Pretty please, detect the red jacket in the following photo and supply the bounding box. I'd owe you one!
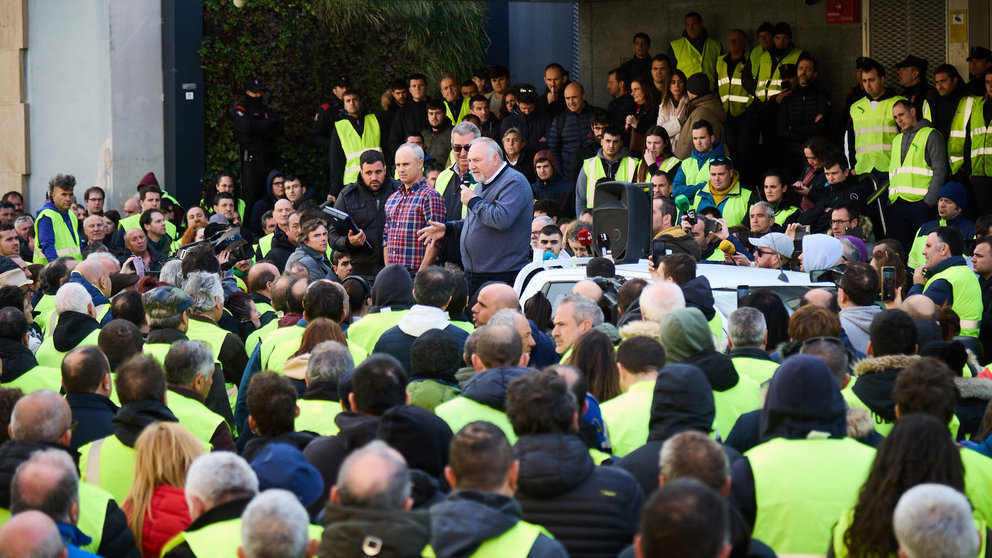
[139,485,191,558]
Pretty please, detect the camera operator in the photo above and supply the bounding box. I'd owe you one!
[683,211,751,264]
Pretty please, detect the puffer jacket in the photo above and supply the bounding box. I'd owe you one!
[515,432,644,558]
[139,485,190,558]
[329,176,398,278]
[548,104,599,180]
[851,354,920,428]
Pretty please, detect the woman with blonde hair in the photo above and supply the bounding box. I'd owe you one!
[122,422,205,558]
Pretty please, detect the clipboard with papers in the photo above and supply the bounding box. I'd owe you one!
[322,206,374,251]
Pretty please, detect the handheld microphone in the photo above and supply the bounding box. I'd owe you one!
[577,229,593,247]
[598,232,610,257]
[675,194,696,225]
[718,240,736,255]
[543,250,556,261]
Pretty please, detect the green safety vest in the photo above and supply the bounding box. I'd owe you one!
[849,95,904,174]
[731,356,779,385]
[117,213,178,242]
[346,309,410,354]
[773,205,798,226]
[888,126,935,203]
[963,448,992,526]
[670,36,721,87]
[335,115,382,185]
[945,96,977,174]
[436,396,517,445]
[748,46,764,77]
[925,262,983,337]
[1,365,61,393]
[35,328,100,369]
[259,326,304,370]
[245,319,279,357]
[716,56,753,116]
[464,520,550,558]
[33,207,80,264]
[256,233,273,260]
[166,389,224,447]
[907,220,947,269]
[34,294,55,336]
[830,508,988,558]
[266,332,368,375]
[77,481,112,554]
[162,518,323,558]
[968,97,992,177]
[444,97,472,127]
[185,318,232,361]
[690,182,751,228]
[746,437,876,555]
[679,155,717,195]
[582,156,640,209]
[296,399,342,436]
[599,380,654,458]
[79,435,135,505]
[712,375,761,440]
[434,168,468,218]
[755,47,802,101]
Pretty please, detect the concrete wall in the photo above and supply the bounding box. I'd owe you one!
[25,0,162,211]
[0,0,28,197]
[577,1,864,139]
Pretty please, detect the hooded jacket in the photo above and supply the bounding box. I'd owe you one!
[851,354,919,427]
[373,306,469,375]
[674,93,728,159]
[839,304,883,355]
[654,225,702,260]
[0,336,38,382]
[617,363,742,496]
[52,311,100,353]
[377,405,453,507]
[266,226,296,272]
[370,263,415,311]
[319,503,431,558]
[285,244,332,281]
[114,400,179,448]
[798,174,869,233]
[67,273,112,326]
[247,169,283,234]
[304,412,382,515]
[681,276,717,321]
[330,176,398,278]
[515,432,644,558]
[430,490,567,558]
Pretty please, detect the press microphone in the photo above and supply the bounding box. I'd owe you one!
[598,232,610,257]
[718,240,736,255]
[675,194,695,225]
[577,229,593,247]
[460,172,473,187]
[543,250,557,261]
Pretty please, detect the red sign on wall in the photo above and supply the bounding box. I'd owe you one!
[826,0,861,24]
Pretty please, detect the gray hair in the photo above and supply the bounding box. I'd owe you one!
[11,449,79,523]
[14,215,33,228]
[451,121,481,143]
[727,307,766,348]
[560,294,603,327]
[163,340,214,386]
[307,340,353,384]
[85,250,121,272]
[893,483,979,558]
[838,237,861,263]
[396,142,424,162]
[659,431,729,494]
[10,390,71,443]
[185,452,258,509]
[160,259,183,286]
[470,137,503,163]
[532,216,555,229]
[336,440,410,510]
[183,271,223,313]
[639,282,686,322]
[800,338,850,385]
[240,489,310,558]
[750,201,774,218]
[54,283,91,315]
[488,308,521,328]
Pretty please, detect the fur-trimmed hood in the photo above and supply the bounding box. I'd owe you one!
[618,319,660,341]
[956,376,992,401]
[852,354,919,377]
[846,408,876,440]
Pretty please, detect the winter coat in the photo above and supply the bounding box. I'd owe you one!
[304,412,382,515]
[319,502,431,558]
[247,169,283,235]
[839,305,883,355]
[265,227,296,272]
[241,430,317,462]
[674,94,728,159]
[65,393,118,451]
[797,174,869,233]
[778,83,832,157]
[515,432,644,558]
[285,244,332,281]
[429,490,567,558]
[373,305,470,375]
[407,379,460,412]
[852,354,920,428]
[139,485,191,558]
[654,225,702,260]
[548,104,599,180]
[0,336,39,382]
[330,177,398,278]
[531,174,576,220]
[53,311,100,352]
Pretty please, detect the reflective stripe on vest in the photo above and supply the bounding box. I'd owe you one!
[888,126,935,203]
[296,399,343,436]
[660,156,680,173]
[670,37,721,86]
[925,262,983,337]
[335,115,382,185]
[434,168,468,218]
[747,438,876,555]
[756,47,802,101]
[716,57,753,116]
[850,96,904,174]
[1,365,61,393]
[79,435,135,507]
[969,98,992,177]
[582,156,639,208]
[436,396,517,445]
[33,208,80,264]
[948,96,976,173]
[166,390,223,447]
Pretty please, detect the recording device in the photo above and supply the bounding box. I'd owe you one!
[718,240,736,255]
[736,285,751,307]
[844,226,861,239]
[577,229,593,248]
[881,266,896,302]
[598,232,610,257]
[793,224,809,254]
[651,239,667,268]
[542,250,557,261]
[703,216,720,234]
[175,226,255,269]
[675,195,695,226]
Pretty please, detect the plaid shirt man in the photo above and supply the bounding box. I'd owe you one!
[383,177,446,271]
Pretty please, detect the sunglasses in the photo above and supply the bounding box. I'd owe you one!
[452,144,471,153]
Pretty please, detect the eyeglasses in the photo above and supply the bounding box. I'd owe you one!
[830,218,853,225]
[452,144,471,152]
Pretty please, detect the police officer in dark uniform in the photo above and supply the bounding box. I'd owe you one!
[896,54,935,115]
[311,75,350,150]
[234,77,283,215]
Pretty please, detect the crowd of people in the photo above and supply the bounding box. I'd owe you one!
[1,11,992,558]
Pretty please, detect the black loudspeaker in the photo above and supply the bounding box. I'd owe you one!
[592,181,651,264]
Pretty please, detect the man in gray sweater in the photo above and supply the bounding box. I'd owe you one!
[418,137,533,295]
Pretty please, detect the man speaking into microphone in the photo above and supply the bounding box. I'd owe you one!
[418,137,533,295]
